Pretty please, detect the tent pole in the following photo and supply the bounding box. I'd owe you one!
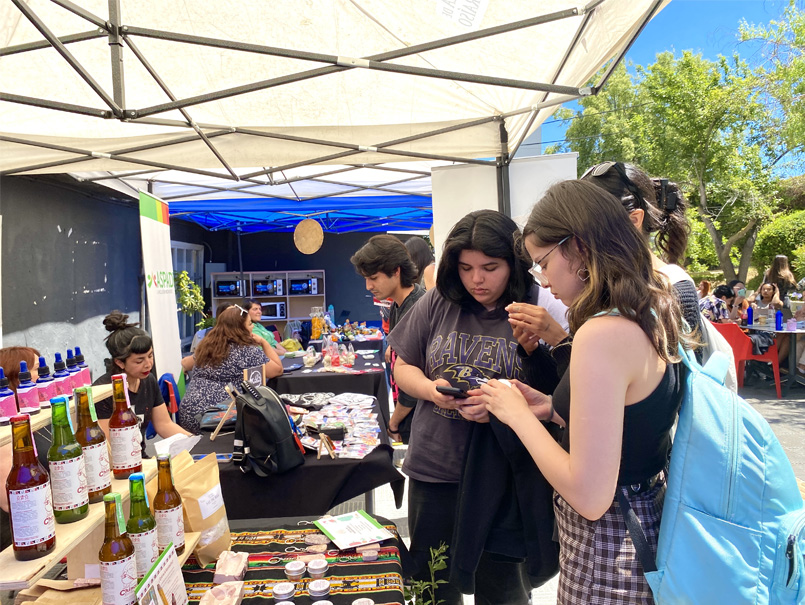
[237,227,244,283]
[497,121,511,217]
[108,0,125,108]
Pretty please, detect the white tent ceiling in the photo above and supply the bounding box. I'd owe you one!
[0,0,668,231]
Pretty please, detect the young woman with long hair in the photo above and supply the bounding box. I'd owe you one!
[404,236,436,290]
[389,210,564,605]
[765,254,799,308]
[179,306,282,433]
[480,180,688,604]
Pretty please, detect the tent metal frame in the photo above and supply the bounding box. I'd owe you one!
[1,0,665,232]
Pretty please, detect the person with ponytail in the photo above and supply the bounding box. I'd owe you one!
[480,180,689,604]
[93,311,192,449]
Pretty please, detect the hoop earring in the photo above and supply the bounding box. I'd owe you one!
[577,267,590,282]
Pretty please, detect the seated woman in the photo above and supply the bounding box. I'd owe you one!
[244,299,287,354]
[93,312,192,445]
[178,306,283,433]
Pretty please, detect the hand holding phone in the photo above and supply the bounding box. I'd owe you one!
[435,385,469,399]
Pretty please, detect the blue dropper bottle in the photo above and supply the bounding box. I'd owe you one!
[52,353,70,397]
[36,356,55,408]
[0,368,17,425]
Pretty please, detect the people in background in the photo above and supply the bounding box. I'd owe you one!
[726,279,749,322]
[697,280,711,300]
[243,299,287,354]
[93,311,192,449]
[404,236,436,290]
[178,306,282,433]
[765,255,799,309]
[480,179,687,604]
[750,282,784,312]
[699,285,735,323]
[351,234,426,444]
[190,302,232,353]
[389,210,563,605]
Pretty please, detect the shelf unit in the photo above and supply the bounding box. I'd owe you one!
[210,270,326,331]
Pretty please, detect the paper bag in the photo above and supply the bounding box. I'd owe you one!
[146,449,194,504]
[176,453,232,565]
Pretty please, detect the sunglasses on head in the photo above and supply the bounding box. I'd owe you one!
[233,304,248,317]
[581,161,645,212]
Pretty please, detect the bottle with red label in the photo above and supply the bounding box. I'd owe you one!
[36,356,55,408]
[153,454,185,555]
[47,396,89,523]
[16,361,40,416]
[99,492,137,605]
[73,346,92,387]
[52,353,70,396]
[127,472,158,580]
[73,386,111,503]
[6,413,56,560]
[108,374,142,479]
[0,368,18,425]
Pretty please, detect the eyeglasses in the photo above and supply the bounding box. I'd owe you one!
[528,236,570,286]
[580,161,645,212]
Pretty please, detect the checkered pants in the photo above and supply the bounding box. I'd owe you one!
[554,472,666,605]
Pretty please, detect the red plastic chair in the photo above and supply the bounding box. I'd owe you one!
[711,322,782,398]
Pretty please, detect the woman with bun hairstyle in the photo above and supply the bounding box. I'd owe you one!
[178,306,283,433]
[93,311,192,448]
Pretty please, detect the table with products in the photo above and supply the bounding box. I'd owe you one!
[747,324,805,395]
[192,396,404,520]
[181,515,408,604]
[271,353,390,428]
[308,338,384,353]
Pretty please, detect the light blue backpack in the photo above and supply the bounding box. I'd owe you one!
[621,346,805,604]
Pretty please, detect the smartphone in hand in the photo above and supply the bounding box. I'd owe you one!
[435,385,469,399]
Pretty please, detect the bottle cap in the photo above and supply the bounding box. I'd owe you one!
[54,353,66,371]
[18,361,31,383]
[74,347,85,364]
[37,356,51,376]
[0,367,8,389]
[9,413,30,423]
[66,349,76,368]
[50,395,69,406]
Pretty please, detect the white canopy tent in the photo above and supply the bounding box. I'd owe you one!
[1,0,669,231]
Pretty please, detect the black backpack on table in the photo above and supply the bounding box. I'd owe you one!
[232,381,305,476]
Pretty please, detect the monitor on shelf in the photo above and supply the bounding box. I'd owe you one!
[253,278,284,296]
[289,278,318,295]
[215,280,242,297]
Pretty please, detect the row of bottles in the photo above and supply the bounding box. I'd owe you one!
[0,347,92,424]
[100,459,184,605]
[6,374,144,561]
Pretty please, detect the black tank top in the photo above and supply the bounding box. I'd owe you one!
[553,361,684,485]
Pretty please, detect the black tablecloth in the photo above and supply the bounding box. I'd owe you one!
[272,354,390,428]
[194,399,404,520]
[182,515,409,604]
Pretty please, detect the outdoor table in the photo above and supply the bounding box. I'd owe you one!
[746,324,805,396]
[272,353,390,428]
[193,397,404,519]
[182,515,409,604]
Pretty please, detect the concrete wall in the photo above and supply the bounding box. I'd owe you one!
[0,176,143,378]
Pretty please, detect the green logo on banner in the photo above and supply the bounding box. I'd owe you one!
[147,271,175,289]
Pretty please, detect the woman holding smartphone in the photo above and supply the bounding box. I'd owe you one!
[389,209,565,605]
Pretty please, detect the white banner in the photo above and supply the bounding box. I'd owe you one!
[139,191,182,382]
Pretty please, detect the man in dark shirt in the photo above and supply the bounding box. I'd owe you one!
[351,235,425,443]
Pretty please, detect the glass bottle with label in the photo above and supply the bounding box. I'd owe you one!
[99,493,137,605]
[47,395,89,523]
[127,472,159,580]
[108,374,142,479]
[74,386,111,503]
[6,413,56,560]
[153,454,185,555]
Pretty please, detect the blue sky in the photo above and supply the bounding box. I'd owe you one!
[536,0,797,152]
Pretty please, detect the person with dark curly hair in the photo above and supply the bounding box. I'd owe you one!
[93,311,191,450]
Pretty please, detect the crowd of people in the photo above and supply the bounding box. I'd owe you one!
[3,159,804,604]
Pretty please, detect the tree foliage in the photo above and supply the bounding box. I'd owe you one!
[753,209,805,272]
[548,51,778,282]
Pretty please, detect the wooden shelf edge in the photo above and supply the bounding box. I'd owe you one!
[0,384,112,449]
[0,458,157,591]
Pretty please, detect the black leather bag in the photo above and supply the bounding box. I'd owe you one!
[232,382,305,476]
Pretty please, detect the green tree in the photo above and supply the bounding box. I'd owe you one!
[549,53,778,282]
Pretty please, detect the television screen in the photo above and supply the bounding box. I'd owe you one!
[216,281,240,296]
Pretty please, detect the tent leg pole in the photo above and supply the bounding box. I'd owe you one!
[108,0,125,108]
[236,227,244,283]
[497,121,511,217]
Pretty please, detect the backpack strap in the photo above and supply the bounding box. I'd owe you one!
[616,488,658,574]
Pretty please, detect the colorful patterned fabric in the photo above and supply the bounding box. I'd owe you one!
[182,520,406,604]
[698,294,729,323]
